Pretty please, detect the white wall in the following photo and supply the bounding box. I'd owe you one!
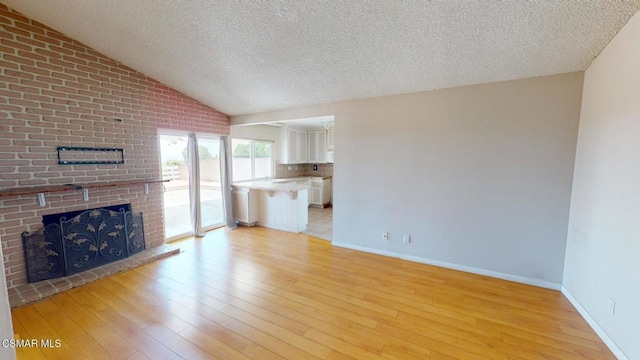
[232,72,584,286]
[232,103,336,126]
[0,239,16,360]
[230,124,280,142]
[563,10,640,360]
[333,73,582,286]
[230,124,282,159]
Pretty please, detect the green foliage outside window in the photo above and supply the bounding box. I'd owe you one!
[233,144,251,157]
[254,143,272,158]
[233,142,271,158]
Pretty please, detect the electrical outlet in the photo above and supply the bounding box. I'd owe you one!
[607,298,615,316]
[382,232,389,240]
[403,234,411,244]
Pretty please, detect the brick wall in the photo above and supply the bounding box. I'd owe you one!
[0,4,230,288]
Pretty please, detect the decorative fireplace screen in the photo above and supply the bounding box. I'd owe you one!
[22,203,145,283]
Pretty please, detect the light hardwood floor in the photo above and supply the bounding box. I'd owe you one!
[11,227,615,359]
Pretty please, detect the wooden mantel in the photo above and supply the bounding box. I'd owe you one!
[0,179,169,198]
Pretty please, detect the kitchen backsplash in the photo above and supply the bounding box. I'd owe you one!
[275,163,333,178]
[305,163,334,177]
[275,164,306,178]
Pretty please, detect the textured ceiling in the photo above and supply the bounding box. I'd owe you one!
[3,1,640,116]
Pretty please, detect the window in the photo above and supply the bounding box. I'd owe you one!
[232,139,274,181]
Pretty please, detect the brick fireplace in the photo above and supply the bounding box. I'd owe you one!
[0,4,230,304]
[23,203,145,283]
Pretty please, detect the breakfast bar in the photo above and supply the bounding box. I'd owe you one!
[231,179,310,233]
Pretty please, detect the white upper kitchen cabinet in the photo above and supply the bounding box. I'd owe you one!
[280,127,308,164]
[298,130,307,163]
[285,127,297,163]
[308,130,327,163]
[327,129,334,151]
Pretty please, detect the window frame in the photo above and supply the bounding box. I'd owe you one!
[231,138,275,182]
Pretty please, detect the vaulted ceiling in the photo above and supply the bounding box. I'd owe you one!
[4,1,640,116]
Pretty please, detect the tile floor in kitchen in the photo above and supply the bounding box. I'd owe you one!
[304,207,332,241]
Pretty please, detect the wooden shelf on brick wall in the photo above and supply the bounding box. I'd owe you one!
[0,179,169,198]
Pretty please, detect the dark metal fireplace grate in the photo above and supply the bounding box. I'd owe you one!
[22,203,145,283]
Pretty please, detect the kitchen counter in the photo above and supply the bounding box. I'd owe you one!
[232,179,310,193]
[265,176,333,208]
[274,176,332,180]
[231,180,309,233]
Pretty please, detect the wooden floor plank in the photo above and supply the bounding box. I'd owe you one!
[124,352,151,360]
[68,289,179,360]
[13,302,90,360]
[32,299,114,360]
[11,226,615,360]
[10,314,48,360]
[145,324,215,360]
[381,343,432,360]
[303,328,387,360]
[49,292,139,359]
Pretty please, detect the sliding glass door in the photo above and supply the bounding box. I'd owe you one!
[197,137,224,229]
[160,134,190,239]
[159,133,224,240]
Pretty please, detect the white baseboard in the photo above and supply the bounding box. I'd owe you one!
[331,242,561,290]
[561,286,628,360]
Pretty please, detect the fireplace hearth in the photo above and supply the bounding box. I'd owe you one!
[22,204,145,283]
